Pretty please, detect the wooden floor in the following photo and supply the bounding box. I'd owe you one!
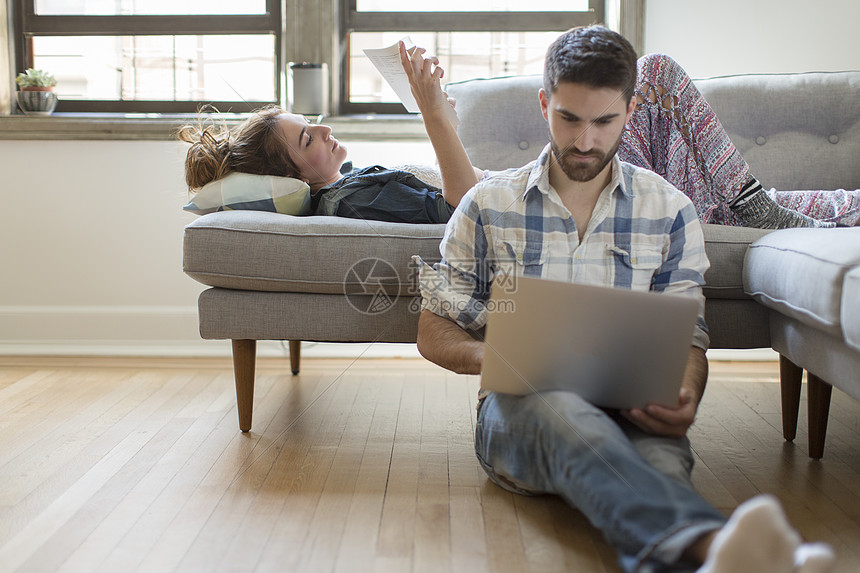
[0,355,858,573]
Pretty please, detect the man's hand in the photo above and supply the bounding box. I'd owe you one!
[622,387,699,438]
[621,346,708,438]
[399,41,451,118]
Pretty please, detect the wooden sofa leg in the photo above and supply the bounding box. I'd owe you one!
[807,373,833,460]
[232,339,257,432]
[779,355,803,442]
[289,340,301,375]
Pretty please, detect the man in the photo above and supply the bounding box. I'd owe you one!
[414,26,835,573]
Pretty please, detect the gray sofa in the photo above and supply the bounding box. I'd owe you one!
[183,68,860,457]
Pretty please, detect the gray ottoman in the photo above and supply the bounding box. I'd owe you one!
[744,228,860,458]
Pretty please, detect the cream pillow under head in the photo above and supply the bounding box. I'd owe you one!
[183,172,312,216]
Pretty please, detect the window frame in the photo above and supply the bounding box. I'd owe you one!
[338,0,605,115]
[11,0,283,114]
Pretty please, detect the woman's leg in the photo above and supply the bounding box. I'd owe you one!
[619,53,748,225]
[620,54,850,227]
[772,189,860,226]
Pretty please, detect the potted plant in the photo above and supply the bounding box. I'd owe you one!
[15,68,58,115]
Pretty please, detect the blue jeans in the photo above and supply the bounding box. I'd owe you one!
[475,391,727,573]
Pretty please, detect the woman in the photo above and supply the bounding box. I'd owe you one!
[178,42,483,224]
[180,42,859,228]
[179,103,465,224]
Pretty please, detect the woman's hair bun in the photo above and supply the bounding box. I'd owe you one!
[177,110,233,191]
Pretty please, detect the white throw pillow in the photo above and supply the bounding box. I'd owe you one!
[183,172,312,216]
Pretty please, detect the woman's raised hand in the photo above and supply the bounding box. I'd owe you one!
[399,41,452,119]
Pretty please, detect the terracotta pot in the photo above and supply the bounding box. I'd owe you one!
[20,86,55,92]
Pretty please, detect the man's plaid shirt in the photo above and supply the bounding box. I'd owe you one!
[414,143,711,351]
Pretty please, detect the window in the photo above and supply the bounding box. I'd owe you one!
[339,0,604,114]
[7,1,634,118]
[12,0,281,113]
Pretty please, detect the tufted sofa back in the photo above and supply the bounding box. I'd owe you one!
[446,74,547,173]
[446,70,860,192]
[695,71,860,191]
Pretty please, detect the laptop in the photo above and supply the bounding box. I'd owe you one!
[480,276,700,409]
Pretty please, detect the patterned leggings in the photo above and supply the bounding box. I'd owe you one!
[619,54,860,226]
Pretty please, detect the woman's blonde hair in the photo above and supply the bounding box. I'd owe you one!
[177,105,302,191]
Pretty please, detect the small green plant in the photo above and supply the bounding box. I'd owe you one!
[15,68,57,90]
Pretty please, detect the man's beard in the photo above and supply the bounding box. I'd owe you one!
[551,132,623,182]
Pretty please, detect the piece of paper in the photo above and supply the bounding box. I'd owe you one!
[363,36,420,112]
[363,37,459,127]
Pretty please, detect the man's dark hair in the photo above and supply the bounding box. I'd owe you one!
[543,25,638,104]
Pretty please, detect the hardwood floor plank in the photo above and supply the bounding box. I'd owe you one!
[0,370,141,494]
[333,375,402,573]
[548,497,617,572]
[445,373,482,489]
[448,486,490,573]
[513,495,571,573]
[414,374,452,573]
[694,376,860,572]
[374,377,423,565]
[0,368,57,418]
[0,367,38,391]
[480,483,530,572]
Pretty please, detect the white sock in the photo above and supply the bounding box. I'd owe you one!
[794,542,836,573]
[697,495,800,573]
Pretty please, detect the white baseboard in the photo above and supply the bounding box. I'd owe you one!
[0,305,775,361]
[0,340,423,359]
[0,305,423,358]
[0,304,201,343]
[707,348,778,361]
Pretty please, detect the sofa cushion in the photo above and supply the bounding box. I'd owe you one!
[183,210,445,295]
[701,224,772,299]
[843,266,860,352]
[744,228,860,339]
[198,289,422,342]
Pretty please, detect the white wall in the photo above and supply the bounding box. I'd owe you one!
[644,0,860,78]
